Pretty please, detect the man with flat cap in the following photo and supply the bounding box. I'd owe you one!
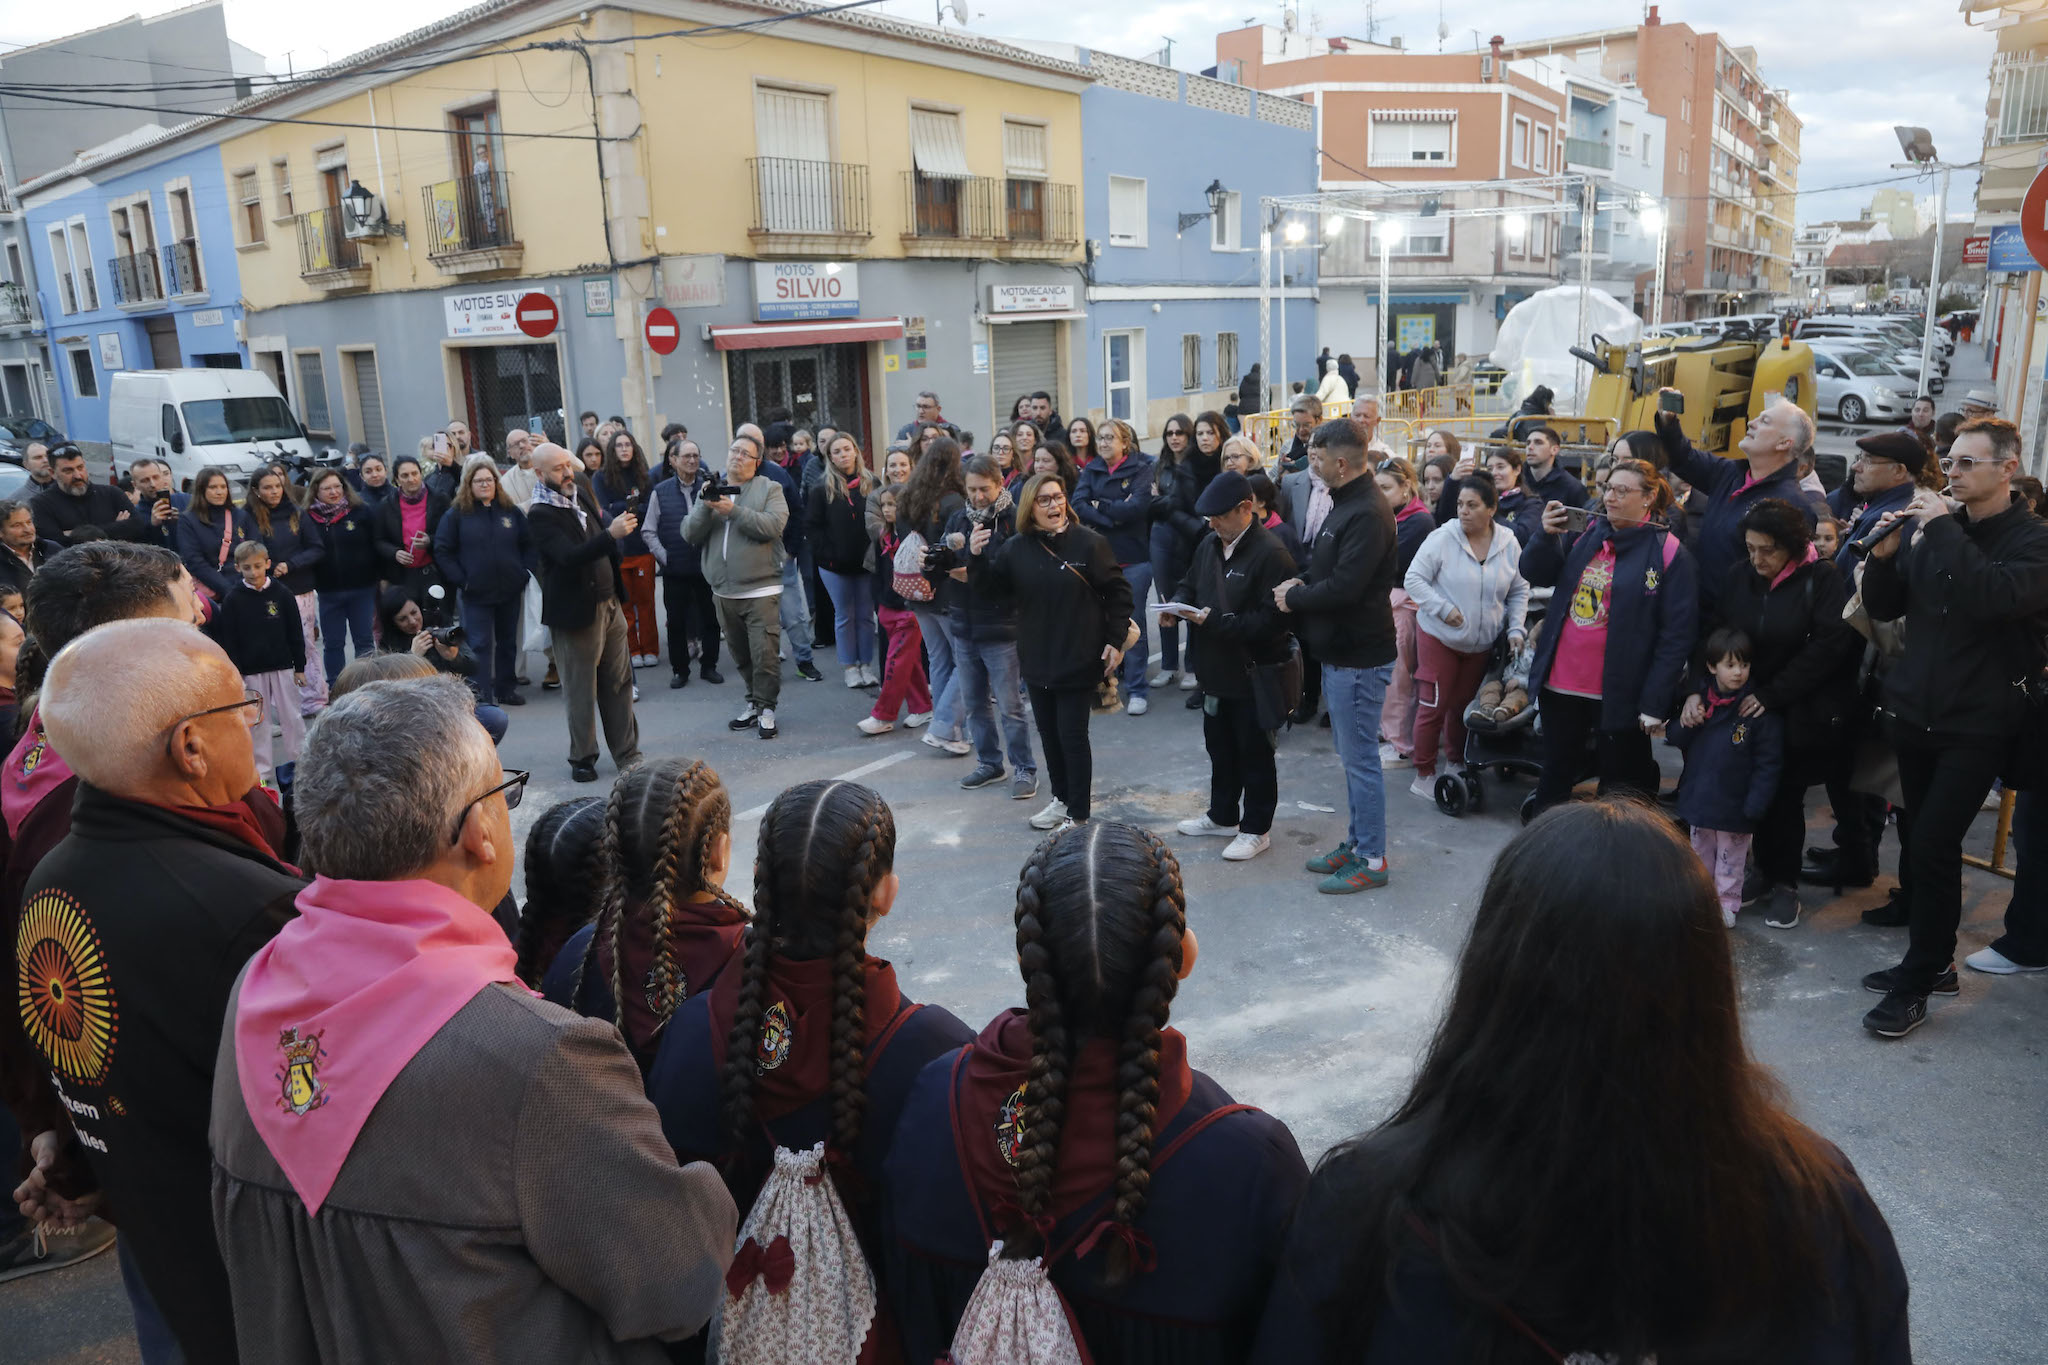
[1167,470,1298,864]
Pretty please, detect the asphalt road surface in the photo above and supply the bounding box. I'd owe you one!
[7,344,2042,1362]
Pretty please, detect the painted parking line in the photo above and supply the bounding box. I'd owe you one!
[732,748,916,821]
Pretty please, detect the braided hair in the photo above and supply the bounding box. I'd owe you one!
[1006,821,1188,1287]
[516,797,606,986]
[720,780,896,1160]
[571,758,739,1031]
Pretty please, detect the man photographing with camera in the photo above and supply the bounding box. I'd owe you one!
[684,434,789,740]
[1856,417,2048,1039]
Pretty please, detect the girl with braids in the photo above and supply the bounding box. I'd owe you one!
[884,821,1309,1365]
[540,758,748,1070]
[514,795,606,987]
[643,779,972,1359]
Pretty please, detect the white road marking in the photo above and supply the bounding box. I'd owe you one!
[733,749,915,821]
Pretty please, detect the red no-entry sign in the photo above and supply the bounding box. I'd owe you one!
[2022,166,2048,271]
[515,292,558,338]
[644,306,680,355]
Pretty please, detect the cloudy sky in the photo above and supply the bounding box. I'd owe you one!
[6,0,1997,227]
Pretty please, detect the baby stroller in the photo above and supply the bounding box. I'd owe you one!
[1434,595,1547,818]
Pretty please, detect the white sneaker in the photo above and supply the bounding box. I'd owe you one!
[922,732,971,756]
[860,663,879,686]
[1177,814,1237,837]
[1723,909,1739,929]
[856,716,894,736]
[1965,945,2048,974]
[1179,671,1199,690]
[1409,773,1436,801]
[631,684,640,702]
[1222,831,1270,861]
[1379,742,1413,769]
[1029,798,1069,830]
[904,711,932,729]
[1148,668,1175,688]
[1127,696,1149,716]
[756,708,777,739]
[845,665,864,689]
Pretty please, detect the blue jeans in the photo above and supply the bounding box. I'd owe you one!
[460,595,522,701]
[475,703,508,745]
[118,1239,186,1365]
[818,568,876,667]
[1323,662,1394,859]
[913,605,964,741]
[779,553,814,665]
[1120,562,1154,698]
[317,585,376,682]
[956,635,1036,774]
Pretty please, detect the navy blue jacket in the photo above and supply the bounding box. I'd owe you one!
[131,490,191,550]
[885,1036,1309,1365]
[594,469,651,559]
[1522,459,1589,511]
[1669,687,1785,832]
[1073,451,1157,565]
[174,507,255,599]
[646,473,709,578]
[1827,479,1914,571]
[1494,488,1546,547]
[1661,429,1816,609]
[759,460,806,556]
[247,507,324,597]
[433,501,536,604]
[213,578,307,677]
[1524,520,1699,730]
[307,506,381,593]
[942,502,1018,644]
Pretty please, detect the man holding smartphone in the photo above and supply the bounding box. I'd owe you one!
[1654,389,1815,608]
[1520,427,1587,511]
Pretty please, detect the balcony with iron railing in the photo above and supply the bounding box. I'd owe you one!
[108,250,164,306]
[1996,57,2048,145]
[0,280,33,327]
[161,238,203,297]
[296,208,371,292]
[748,158,871,256]
[900,173,1079,259]
[421,171,522,276]
[58,267,96,314]
[1564,136,1612,170]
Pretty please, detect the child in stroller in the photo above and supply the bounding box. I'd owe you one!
[1434,594,1546,817]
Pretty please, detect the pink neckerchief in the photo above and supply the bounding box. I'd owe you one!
[3,706,72,840]
[234,875,519,1214]
[1703,685,1743,720]
[1770,542,1818,591]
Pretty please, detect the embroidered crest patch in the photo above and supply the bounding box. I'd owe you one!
[18,734,46,779]
[276,1027,329,1116]
[994,1085,1028,1168]
[1644,568,1662,593]
[756,1001,793,1074]
[501,515,514,529]
[266,602,279,617]
[1732,722,1748,745]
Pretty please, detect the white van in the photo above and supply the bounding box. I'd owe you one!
[109,369,315,492]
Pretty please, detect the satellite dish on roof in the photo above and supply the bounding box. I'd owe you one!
[943,0,968,23]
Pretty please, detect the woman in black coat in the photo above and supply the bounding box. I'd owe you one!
[804,432,878,687]
[1686,498,1858,925]
[1148,412,1221,694]
[303,469,380,683]
[244,468,326,709]
[175,465,255,602]
[433,456,536,707]
[967,471,1133,833]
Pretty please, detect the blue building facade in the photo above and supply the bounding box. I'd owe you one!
[22,138,246,448]
[1072,49,1319,436]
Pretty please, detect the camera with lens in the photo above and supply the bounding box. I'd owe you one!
[428,623,467,648]
[705,480,742,500]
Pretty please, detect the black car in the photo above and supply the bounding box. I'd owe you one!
[0,414,64,449]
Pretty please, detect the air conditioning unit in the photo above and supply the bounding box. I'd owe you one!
[1480,55,1496,80]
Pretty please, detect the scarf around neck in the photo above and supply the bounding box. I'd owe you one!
[4,706,71,840]
[703,952,906,1129]
[530,479,590,531]
[234,875,519,1213]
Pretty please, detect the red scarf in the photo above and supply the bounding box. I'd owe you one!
[593,892,748,1059]
[704,952,906,1124]
[141,785,293,867]
[1394,496,1429,523]
[952,1009,1193,1229]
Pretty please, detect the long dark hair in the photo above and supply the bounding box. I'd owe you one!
[900,436,966,535]
[599,430,651,500]
[571,757,742,1030]
[721,780,896,1159]
[1315,800,1865,1357]
[243,469,300,537]
[1156,413,1195,468]
[1006,822,1187,1288]
[517,797,607,985]
[1066,416,1098,463]
[188,466,232,526]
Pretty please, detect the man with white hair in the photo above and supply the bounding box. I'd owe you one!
[13,619,303,1363]
[499,426,538,507]
[212,675,735,1360]
[527,443,641,782]
[1652,389,1817,610]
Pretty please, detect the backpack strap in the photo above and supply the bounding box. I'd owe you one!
[1403,1213,1570,1364]
[1661,531,1680,571]
[1045,1103,1261,1268]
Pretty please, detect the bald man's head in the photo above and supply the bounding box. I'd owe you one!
[530,442,579,495]
[737,423,763,445]
[43,620,256,801]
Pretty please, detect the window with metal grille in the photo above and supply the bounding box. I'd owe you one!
[236,172,264,245]
[2001,62,2048,143]
[1182,334,1201,392]
[295,350,331,435]
[1216,332,1239,390]
[67,347,96,398]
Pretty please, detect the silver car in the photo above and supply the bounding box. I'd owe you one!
[1810,349,1907,424]
[1823,340,1941,398]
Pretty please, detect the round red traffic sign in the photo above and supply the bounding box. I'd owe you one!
[515,291,558,339]
[2023,165,2048,270]
[644,306,680,356]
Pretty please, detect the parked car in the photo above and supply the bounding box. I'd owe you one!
[1810,348,1908,424]
[108,368,315,494]
[0,454,36,501]
[1818,340,1942,398]
[0,414,64,454]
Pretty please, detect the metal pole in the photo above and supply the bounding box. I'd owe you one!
[1919,164,1950,401]
[1278,239,1289,412]
[1651,213,1669,327]
[1573,178,1593,413]
[1259,218,1272,412]
[1377,234,1391,400]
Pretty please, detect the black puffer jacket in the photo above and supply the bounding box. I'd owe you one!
[805,481,871,577]
[1863,497,2048,739]
[968,521,1132,690]
[1709,553,1858,747]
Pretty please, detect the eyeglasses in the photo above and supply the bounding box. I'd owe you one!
[1939,455,1999,473]
[163,689,264,761]
[1034,493,1067,508]
[449,769,529,845]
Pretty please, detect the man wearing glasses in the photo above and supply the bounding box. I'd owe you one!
[684,434,791,739]
[13,619,303,1361]
[1857,417,2048,1039]
[213,674,737,1358]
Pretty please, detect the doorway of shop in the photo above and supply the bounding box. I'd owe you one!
[726,344,868,451]
[457,342,565,448]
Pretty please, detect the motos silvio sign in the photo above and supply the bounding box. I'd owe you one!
[752,262,859,321]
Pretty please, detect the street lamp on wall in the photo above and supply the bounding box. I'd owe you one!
[1178,179,1229,235]
[340,179,404,238]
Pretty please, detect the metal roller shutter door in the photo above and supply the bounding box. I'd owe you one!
[989,321,1057,417]
[349,351,388,455]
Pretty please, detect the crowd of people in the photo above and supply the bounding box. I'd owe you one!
[0,366,2041,1361]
